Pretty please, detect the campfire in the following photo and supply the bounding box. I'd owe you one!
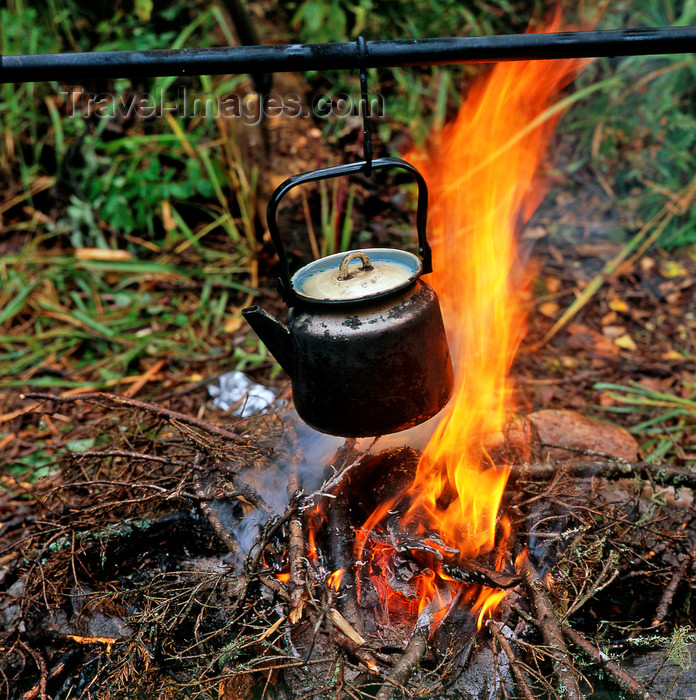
[5,12,696,700]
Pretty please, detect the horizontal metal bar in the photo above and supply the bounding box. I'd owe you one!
[1,26,694,84]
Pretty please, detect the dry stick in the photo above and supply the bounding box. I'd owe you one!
[522,559,582,700]
[306,453,364,504]
[215,463,274,515]
[332,630,383,674]
[650,554,691,628]
[18,649,80,700]
[22,392,246,443]
[487,622,536,700]
[288,460,307,624]
[512,460,696,490]
[562,625,659,700]
[375,625,429,700]
[72,449,191,467]
[193,468,240,558]
[229,478,273,515]
[561,552,620,622]
[18,641,48,700]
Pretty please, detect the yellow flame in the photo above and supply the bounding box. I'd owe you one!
[401,12,587,624]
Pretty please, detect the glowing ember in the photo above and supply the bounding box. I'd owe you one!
[356,12,589,628]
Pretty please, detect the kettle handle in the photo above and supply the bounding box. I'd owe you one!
[267,156,432,303]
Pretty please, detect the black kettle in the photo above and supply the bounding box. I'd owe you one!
[242,157,453,437]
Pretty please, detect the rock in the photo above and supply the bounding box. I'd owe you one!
[527,409,639,462]
[591,645,696,700]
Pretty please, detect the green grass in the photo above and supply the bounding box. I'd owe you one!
[0,232,265,384]
[595,381,696,464]
[556,0,696,249]
[1,0,694,414]
[0,0,270,389]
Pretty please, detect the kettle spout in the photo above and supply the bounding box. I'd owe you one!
[241,305,294,376]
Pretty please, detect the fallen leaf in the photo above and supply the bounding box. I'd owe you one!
[598,392,615,407]
[601,311,618,325]
[661,260,688,278]
[608,297,629,313]
[560,355,579,369]
[75,248,132,261]
[545,276,562,294]
[567,323,620,358]
[602,325,626,339]
[640,256,656,272]
[224,316,243,334]
[637,377,673,393]
[538,301,559,318]
[614,334,638,351]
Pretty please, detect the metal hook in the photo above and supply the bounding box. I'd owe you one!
[356,36,372,177]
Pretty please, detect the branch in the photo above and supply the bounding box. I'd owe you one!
[22,392,246,443]
[375,624,428,700]
[562,625,659,700]
[512,460,696,489]
[287,462,307,624]
[651,554,690,628]
[487,621,536,700]
[522,559,582,700]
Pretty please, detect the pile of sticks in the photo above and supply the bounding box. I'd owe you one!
[2,392,695,699]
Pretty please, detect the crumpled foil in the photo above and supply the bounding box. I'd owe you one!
[208,370,277,416]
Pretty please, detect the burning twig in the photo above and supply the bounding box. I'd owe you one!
[442,559,522,589]
[329,493,363,633]
[562,624,659,700]
[487,621,536,700]
[522,558,582,700]
[375,623,429,700]
[259,574,290,601]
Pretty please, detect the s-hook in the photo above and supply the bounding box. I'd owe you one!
[357,36,372,177]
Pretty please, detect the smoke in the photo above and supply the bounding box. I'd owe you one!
[208,370,451,557]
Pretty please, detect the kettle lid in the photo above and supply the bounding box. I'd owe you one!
[291,248,423,304]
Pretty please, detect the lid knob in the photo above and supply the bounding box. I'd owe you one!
[337,251,374,281]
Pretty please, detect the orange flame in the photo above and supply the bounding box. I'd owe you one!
[401,11,587,625]
[353,12,590,630]
[328,569,345,591]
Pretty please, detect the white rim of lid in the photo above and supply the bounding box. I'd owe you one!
[291,248,423,304]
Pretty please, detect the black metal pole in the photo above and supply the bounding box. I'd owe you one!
[0,26,694,84]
